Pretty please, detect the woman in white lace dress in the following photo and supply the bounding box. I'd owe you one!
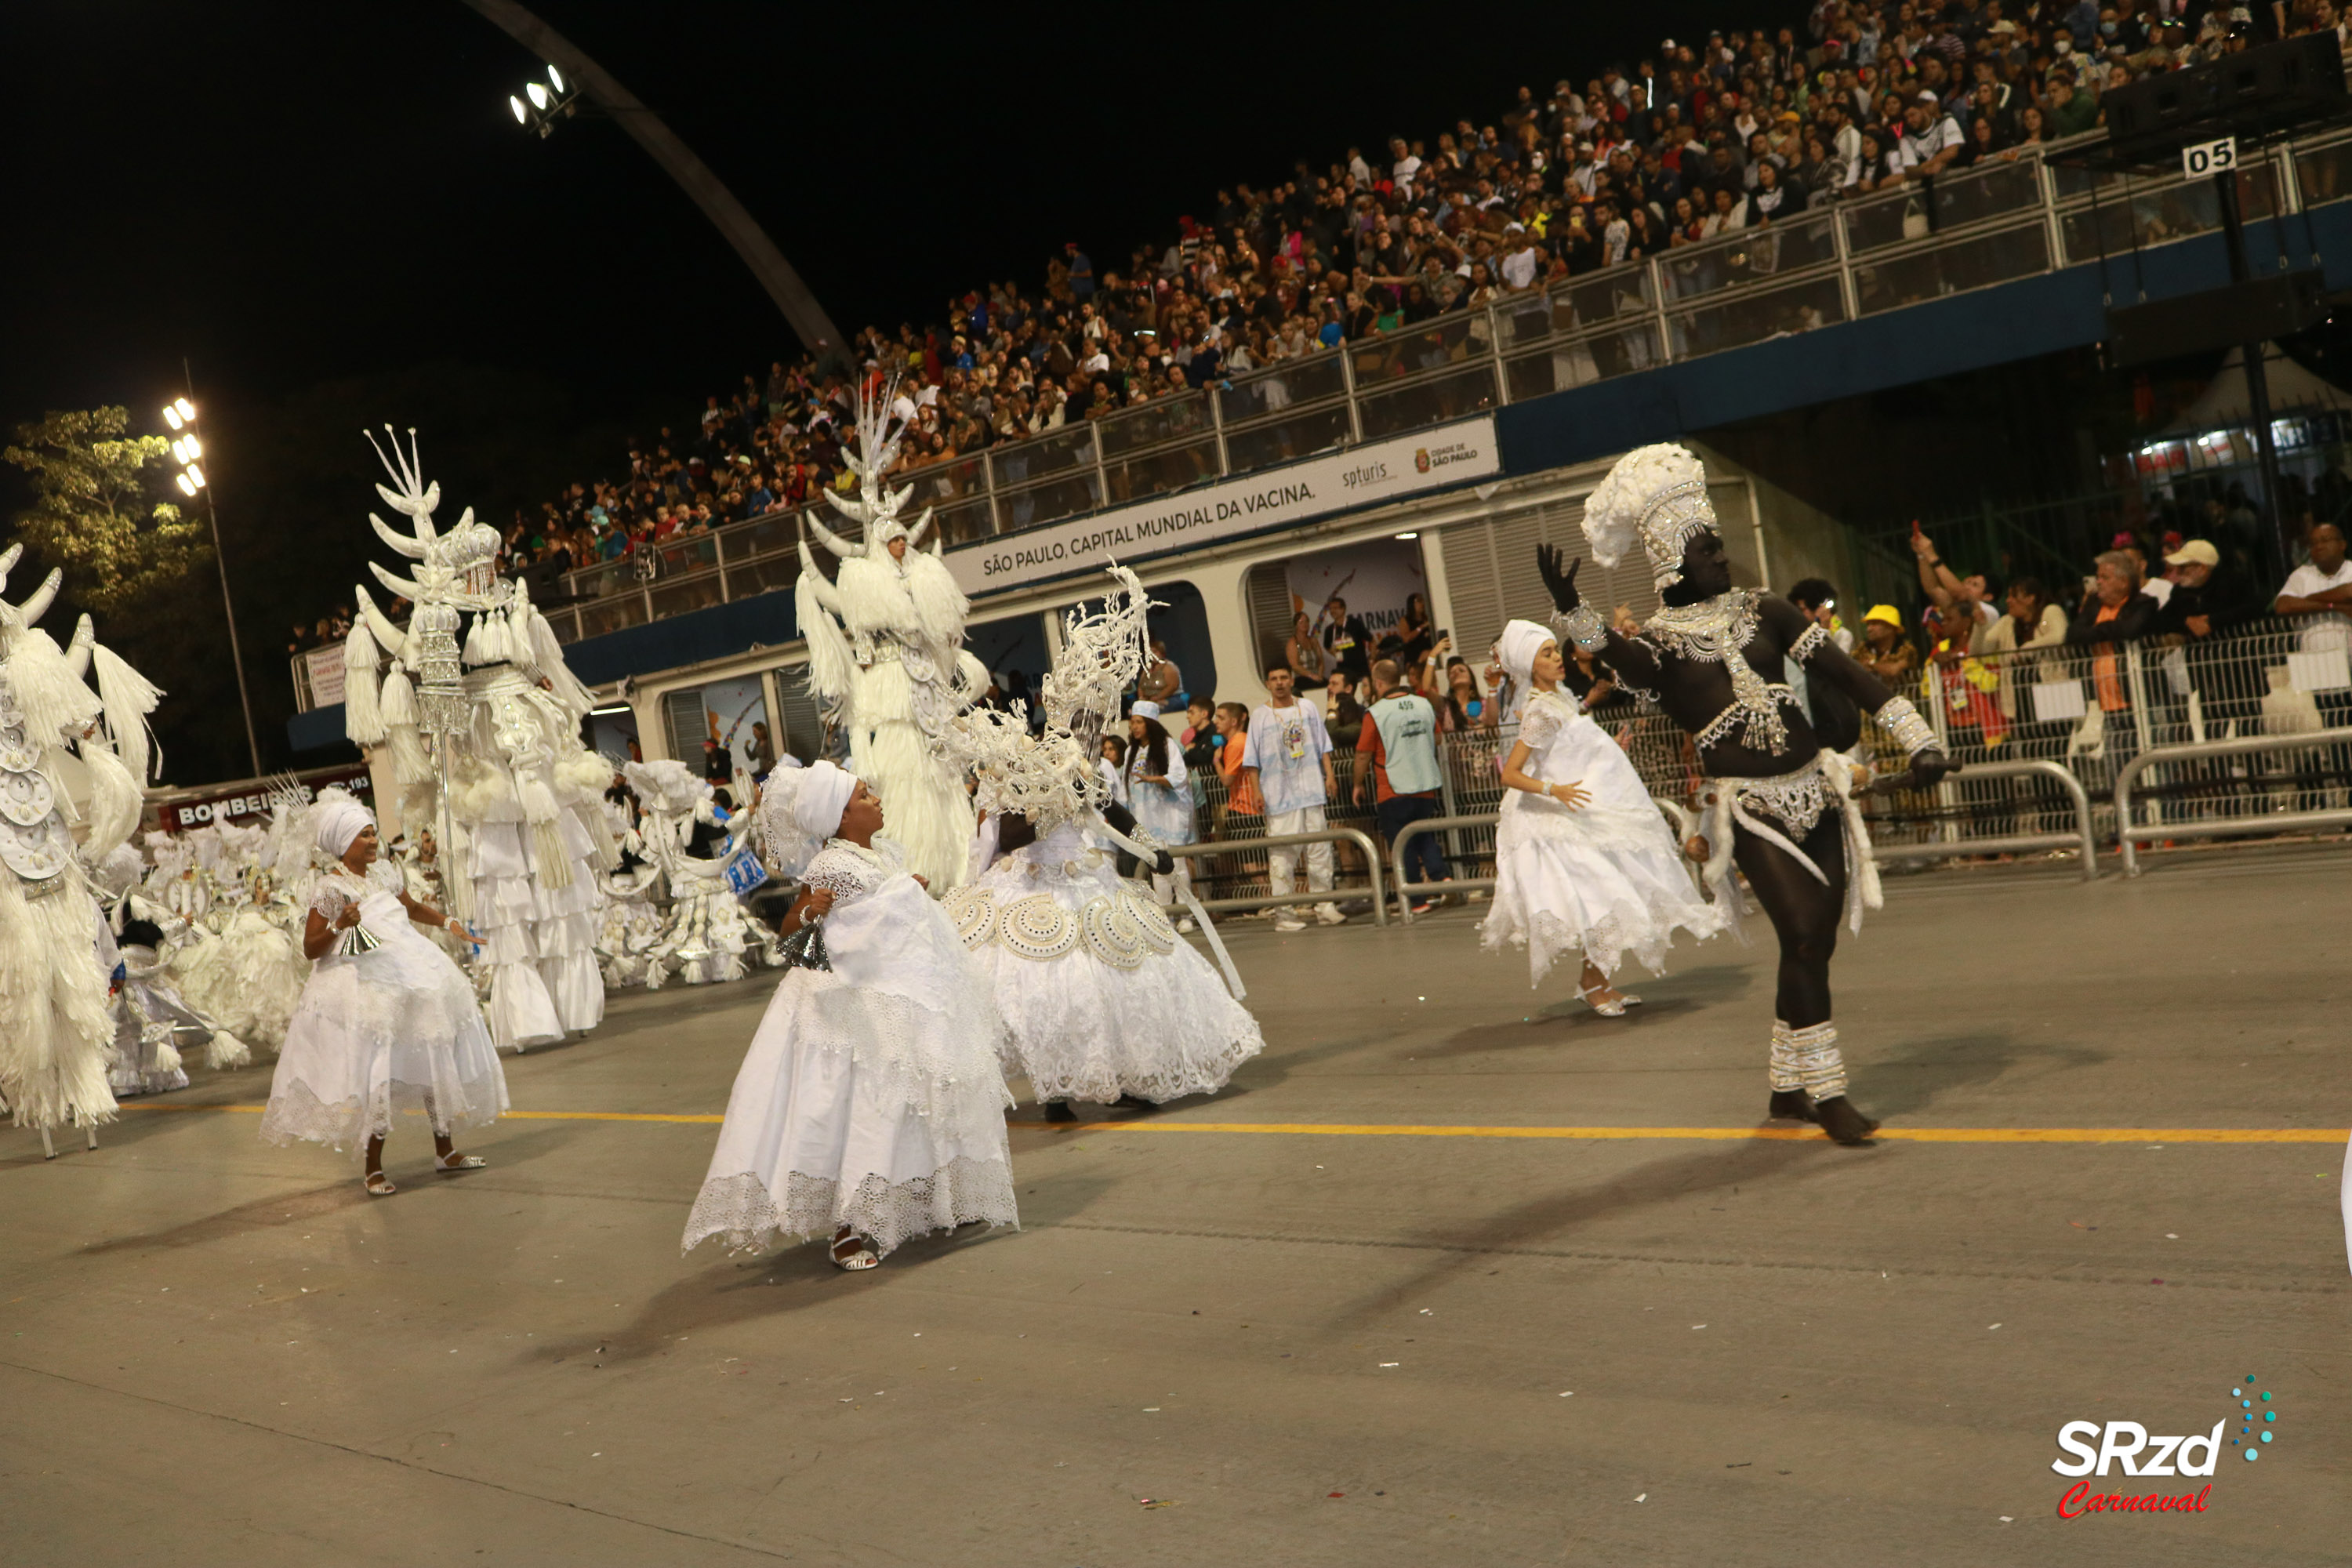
[953,801,1261,1121]
[259,790,504,1195]
[681,761,1016,1271]
[1481,620,1722,1013]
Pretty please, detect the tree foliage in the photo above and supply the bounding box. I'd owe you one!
[3,406,212,613]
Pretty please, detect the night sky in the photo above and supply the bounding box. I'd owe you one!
[1,0,1799,782]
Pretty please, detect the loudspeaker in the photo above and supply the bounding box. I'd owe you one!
[2103,32,2347,158]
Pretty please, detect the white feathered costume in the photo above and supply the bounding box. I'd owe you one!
[795,384,988,894]
[0,545,159,1136]
[336,429,618,1051]
[620,758,772,988]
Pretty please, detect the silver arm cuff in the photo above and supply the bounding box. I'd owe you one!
[1550,603,1607,652]
[1874,694,1937,757]
[1788,622,1830,663]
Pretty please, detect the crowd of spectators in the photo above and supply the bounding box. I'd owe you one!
[457,2,2350,598]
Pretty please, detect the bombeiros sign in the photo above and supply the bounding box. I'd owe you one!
[945,416,1499,596]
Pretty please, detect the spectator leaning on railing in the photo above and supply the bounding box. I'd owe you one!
[1241,665,1345,932]
[1353,657,1451,913]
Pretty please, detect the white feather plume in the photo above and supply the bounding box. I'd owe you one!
[1582,442,1704,569]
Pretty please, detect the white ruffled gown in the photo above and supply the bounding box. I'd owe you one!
[681,836,1017,1258]
[259,862,508,1155]
[1482,690,1722,985]
[949,821,1261,1104]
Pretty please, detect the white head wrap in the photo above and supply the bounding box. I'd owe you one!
[1129,699,1162,720]
[311,788,375,858]
[1494,619,1555,691]
[753,760,861,878]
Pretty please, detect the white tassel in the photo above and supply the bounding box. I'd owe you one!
[379,666,417,729]
[342,622,384,744]
[388,724,430,789]
[90,642,165,783]
[81,743,143,857]
[151,1036,184,1077]
[461,615,492,667]
[205,1029,252,1070]
[518,773,560,825]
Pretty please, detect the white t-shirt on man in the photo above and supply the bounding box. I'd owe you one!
[2278,559,2352,651]
[1242,699,1333,817]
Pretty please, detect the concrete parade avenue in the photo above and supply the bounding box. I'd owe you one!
[2,844,2345,1567]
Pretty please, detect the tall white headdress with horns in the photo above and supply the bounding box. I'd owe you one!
[1581,443,1719,592]
[798,375,932,561]
[1040,564,1156,757]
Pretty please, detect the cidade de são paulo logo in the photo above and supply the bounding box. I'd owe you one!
[2049,1373,2282,1517]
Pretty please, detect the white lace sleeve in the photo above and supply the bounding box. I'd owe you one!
[368,861,405,896]
[1515,694,1567,754]
[801,846,879,899]
[309,877,354,922]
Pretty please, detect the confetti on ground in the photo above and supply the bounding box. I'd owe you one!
[1139,1497,1178,1509]
[1987,1323,2002,1330]
[1379,1362,1399,1368]
[1634,1493,1647,1503]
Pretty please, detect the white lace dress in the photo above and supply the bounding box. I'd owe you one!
[259,861,507,1155]
[681,836,1018,1258]
[1482,690,1723,985]
[947,820,1261,1105]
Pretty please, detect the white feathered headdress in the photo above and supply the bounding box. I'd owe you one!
[943,702,1099,833]
[1040,564,1156,754]
[1582,443,1718,591]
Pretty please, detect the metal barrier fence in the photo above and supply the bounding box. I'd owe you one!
[1160,614,2352,895]
[1162,829,1388,926]
[256,112,2352,678]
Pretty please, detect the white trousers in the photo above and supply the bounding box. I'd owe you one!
[1265,805,1334,896]
[1149,858,1192,907]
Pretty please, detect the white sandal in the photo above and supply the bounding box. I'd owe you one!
[1577,983,1631,1018]
[435,1152,488,1172]
[830,1231,878,1272]
[364,1171,397,1196]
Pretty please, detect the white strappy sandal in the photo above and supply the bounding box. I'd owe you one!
[1577,984,1642,1018]
[436,1152,488,1172]
[830,1229,878,1272]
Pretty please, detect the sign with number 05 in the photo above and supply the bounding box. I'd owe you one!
[2180,136,2238,178]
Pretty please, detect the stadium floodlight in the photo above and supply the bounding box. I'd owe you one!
[510,95,528,124]
[526,82,550,111]
[162,404,183,431]
[547,64,564,93]
[173,397,194,422]
[176,473,196,496]
[183,433,201,459]
[184,464,205,490]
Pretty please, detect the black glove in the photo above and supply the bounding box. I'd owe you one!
[1153,849,1175,876]
[1907,749,1957,789]
[1536,543,1582,615]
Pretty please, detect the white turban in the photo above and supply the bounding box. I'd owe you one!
[793,760,858,841]
[311,789,375,858]
[1494,619,1555,691]
[755,759,862,879]
[1129,700,1162,720]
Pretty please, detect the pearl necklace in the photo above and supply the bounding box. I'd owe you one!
[1641,590,1791,754]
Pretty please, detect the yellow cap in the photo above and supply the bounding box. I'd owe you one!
[1864,604,1904,627]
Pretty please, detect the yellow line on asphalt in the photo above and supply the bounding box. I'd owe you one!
[1054,1121,2349,1145]
[106,1104,2346,1143]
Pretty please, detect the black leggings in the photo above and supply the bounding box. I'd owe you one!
[1730,808,1846,1031]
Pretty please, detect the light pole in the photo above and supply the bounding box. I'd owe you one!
[163,372,263,779]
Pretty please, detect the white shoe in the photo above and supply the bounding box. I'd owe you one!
[1177,916,1196,933]
[1273,913,1308,931]
[1313,903,1346,926]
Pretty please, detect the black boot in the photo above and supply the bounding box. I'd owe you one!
[1042,1101,1078,1123]
[1766,1088,1813,1122]
[1812,1095,1880,1145]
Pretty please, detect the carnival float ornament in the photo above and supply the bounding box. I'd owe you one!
[337,429,617,1049]
[0,543,162,1155]
[795,381,989,891]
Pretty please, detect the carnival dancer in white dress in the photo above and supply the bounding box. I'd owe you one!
[0,546,156,1156]
[948,709,1261,1123]
[260,790,506,1196]
[1481,619,1722,1014]
[338,430,615,1051]
[1121,700,1197,909]
[681,761,1016,1271]
[795,382,989,893]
